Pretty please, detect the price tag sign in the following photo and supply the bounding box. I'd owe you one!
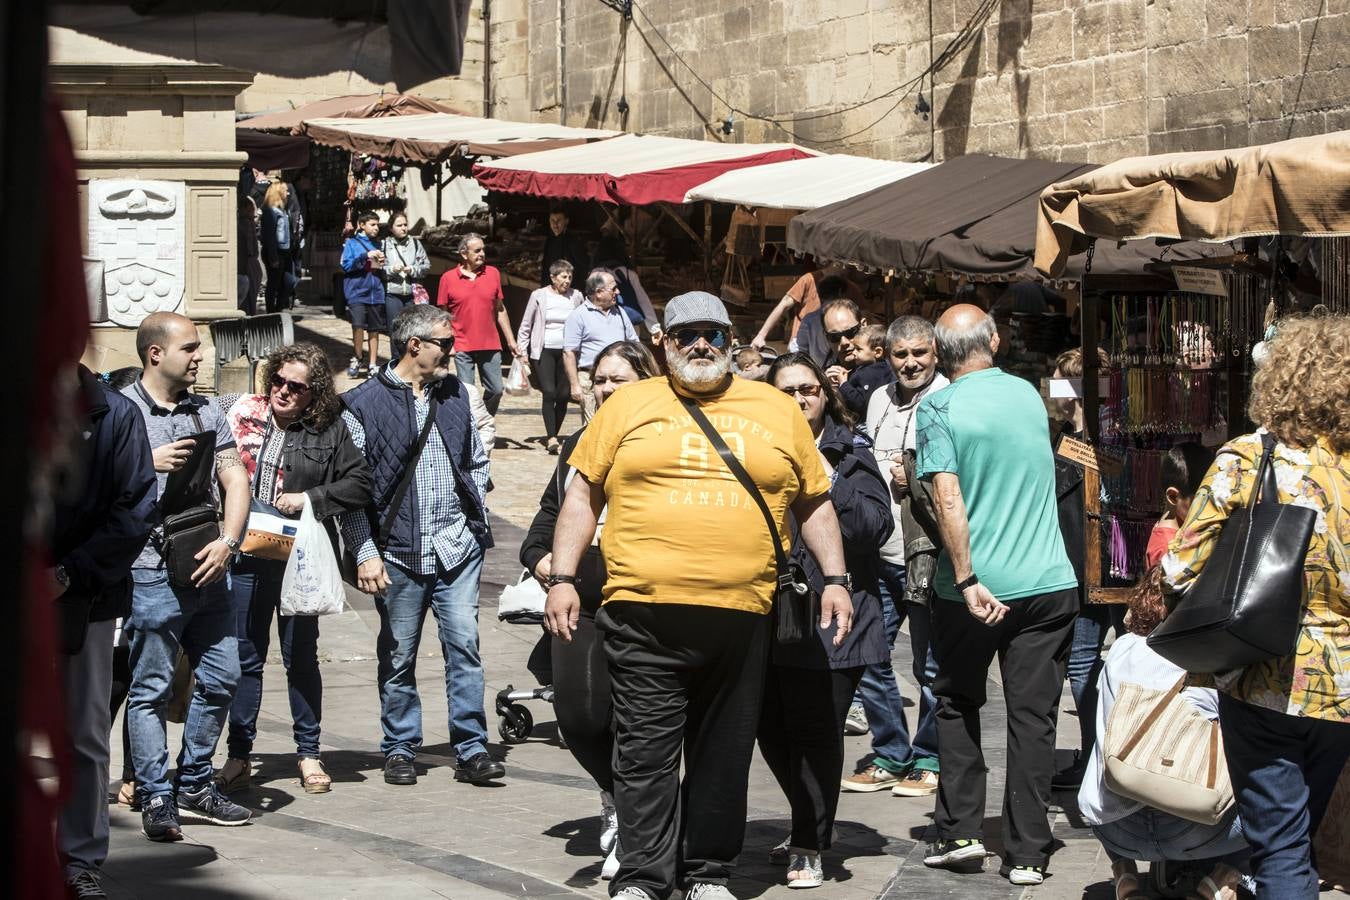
[1173,266,1228,297]
[1056,434,1124,475]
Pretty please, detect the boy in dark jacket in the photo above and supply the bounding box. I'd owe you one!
[839,324,896,416]
[341,212,387,378]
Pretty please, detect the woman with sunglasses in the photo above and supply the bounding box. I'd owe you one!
[214,343,373,796]
[757,351,892,889]
[519,340,660,880]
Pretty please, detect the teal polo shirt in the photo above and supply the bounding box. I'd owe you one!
[915,367,1076,603]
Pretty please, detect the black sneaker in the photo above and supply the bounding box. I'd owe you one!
[1051,752,1087,790]
[141,794,182,842]
[922,838,986,870]
[66,870,107,899]
[454,752,505,784]
[384,753,417,785]
[177,783,252,826]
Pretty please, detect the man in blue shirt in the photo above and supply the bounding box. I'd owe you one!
[562,268,638,423]
[341,304,502,788]
[914,304,1078,887]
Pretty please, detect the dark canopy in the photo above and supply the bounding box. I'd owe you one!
[787,154,1227,281]
[53,1,473,90]
[235,130,310,170]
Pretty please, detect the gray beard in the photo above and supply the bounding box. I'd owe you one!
[670,353,731,389]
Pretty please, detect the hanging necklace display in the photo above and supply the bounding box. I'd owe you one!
[1318,236,1350,315]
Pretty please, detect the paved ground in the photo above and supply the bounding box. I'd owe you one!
[98,306,1116,899]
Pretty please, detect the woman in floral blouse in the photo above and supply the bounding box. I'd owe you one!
[214,343,372,796]
[1163,316,1349,900]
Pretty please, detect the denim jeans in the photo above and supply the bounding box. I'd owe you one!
[1066,603,1126,760]
[126,568,240,801]
[376,552,489,762]
[1219,693,1350,900]
[1092,807,1248,865]
[856,562,940,771]
[455,349,504,415]
[226,558,322,760]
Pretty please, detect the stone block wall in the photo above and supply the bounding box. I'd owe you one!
[486,0,1350,163]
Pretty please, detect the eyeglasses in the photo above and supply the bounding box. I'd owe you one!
[673,328,728,349]
[779,383,823,398]
[416,335,455,352]
[269,374,310,395]
[825,323,862,343]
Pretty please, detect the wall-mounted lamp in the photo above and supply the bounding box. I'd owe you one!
[721,117,734,135]
[915,92,931,121]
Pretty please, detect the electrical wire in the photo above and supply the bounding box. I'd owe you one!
[626,0,998,144]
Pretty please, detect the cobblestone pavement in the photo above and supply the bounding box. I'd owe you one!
[99,308,1113,899]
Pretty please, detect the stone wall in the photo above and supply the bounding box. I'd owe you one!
[488,0,1350,163]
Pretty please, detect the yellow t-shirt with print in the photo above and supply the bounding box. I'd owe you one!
[567,375,832,615]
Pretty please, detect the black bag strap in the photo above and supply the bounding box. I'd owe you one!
[1251,432,1278,507]
[679,396,793,583]
[375,392,440,551]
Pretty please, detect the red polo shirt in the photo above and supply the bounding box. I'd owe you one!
[437,264,505,352]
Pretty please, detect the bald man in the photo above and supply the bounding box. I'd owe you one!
[913,304,1078,886]
[121,312,253,841]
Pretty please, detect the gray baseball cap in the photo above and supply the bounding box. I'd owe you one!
[663,290,733,331]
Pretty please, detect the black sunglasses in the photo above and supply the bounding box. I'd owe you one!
[673,328,728,349]
[779,383,822,398]
[269,374,310,394]
[825,323,862,343]
[416,335,456,352]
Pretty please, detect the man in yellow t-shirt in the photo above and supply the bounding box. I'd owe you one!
[546,292,854,900]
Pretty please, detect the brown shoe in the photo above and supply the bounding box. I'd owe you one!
[840,764,902,793]
[115,780,137,808]
[891,768,939,797]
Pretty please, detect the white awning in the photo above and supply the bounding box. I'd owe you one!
[683,154,931,210]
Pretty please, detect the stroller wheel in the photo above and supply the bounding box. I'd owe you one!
[498,704,533,744]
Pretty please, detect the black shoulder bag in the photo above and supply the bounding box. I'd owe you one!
[1147,433,1316,673]
[157,410,221,589]
[680,396,812,643]
[342,395,440,586]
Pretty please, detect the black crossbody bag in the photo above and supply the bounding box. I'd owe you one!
[1148,433,1316,673]
[680,396,813,643]
[157,410,221,589]
[342,396,440,585]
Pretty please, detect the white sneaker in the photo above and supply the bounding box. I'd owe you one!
[787,852,823,889]
[613,889,653,900]
[601,843,621,880]
[346,357,360,378]
[843,703,869,735]
[599,790,618,855]
[1007,865,1045,885]
[686,885,736,900]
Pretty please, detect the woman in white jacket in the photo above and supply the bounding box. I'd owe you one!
[516,260,583,454]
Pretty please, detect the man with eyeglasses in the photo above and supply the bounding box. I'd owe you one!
[563,268,638,423]
[546,292,855,900]
[340,304,503,788]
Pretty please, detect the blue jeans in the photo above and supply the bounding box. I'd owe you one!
[1093,807,1248,865]
[126,568,240,801]
[1219,692,1350,900]
[225,558,322,759]
[376,553,489,762]
[856,562,939,771]
[455,349,503,415]
[1067,603,1127,760]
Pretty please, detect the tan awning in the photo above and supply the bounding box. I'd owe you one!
[298,113,621,162]
[237,94,458,133]
[1035,130,1350,277]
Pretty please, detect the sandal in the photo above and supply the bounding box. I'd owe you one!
[1190,863,1239,900]
[212,757,251,794]
[299,758,332,794]
[1113,860,1146,900]
[545,437,561,455]
[115,780,137,809]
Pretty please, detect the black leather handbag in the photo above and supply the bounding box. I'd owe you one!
[680,396,813,643]
[1147,434,1316,673]
[162,505,222,588]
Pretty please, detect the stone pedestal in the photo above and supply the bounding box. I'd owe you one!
[50,34,253,372]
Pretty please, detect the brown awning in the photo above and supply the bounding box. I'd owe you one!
[787,154,1227,281]
[237,93,457,134]
[235,130,310,171]
[1035,130,1350,277]
[298,113,621,163]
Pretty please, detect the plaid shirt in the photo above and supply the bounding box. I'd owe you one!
[340,368,490,575]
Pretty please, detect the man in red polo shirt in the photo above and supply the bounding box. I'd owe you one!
[436,232,520,414]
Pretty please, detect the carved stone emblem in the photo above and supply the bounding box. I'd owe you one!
[88,179,185,326]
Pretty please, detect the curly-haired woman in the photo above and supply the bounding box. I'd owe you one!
[214,343,374,795]
[1163,316,1350,900]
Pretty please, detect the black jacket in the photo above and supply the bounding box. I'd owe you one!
[773,418,893,670]
[520,431,606,611]
[839,359,896,417]
[1054,422,1088,604]
[271,415,374,523]
[52,367,157,621]
[541,232,589,285]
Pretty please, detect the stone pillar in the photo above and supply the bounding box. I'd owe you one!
[49,43,253,369]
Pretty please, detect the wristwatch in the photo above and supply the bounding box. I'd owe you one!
[954,574,980,592]
[546,573,579,588]
[55,564,70,588]
[223,535,242,553]
[822,574,852,591]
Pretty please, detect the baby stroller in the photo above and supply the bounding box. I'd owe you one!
[495,570,556,744]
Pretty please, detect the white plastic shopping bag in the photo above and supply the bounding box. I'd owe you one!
[497,569,547,624]
[279,496,346,616]
[505,358,531,396]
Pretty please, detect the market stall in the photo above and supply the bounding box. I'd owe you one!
[297,112,621,162]
[236,92,457,133]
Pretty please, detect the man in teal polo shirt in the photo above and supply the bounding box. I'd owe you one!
[914,304,1078,887]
